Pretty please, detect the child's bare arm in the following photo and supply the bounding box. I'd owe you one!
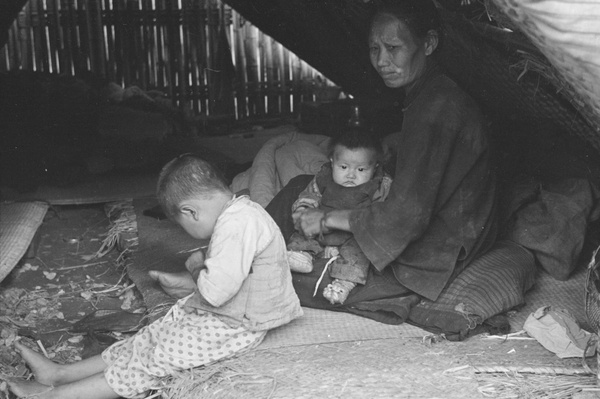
[185,250,206,281]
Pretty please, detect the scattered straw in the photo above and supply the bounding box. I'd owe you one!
[476,372,597,399]
[55,261,108,271]
[96,200,138,259]
[481,330,535,341]
[473,365,593,376]
[36,340,49,358]
[146,363,277,399]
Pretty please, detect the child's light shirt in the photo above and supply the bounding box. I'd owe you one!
[185,195,302,331]
[198,195,274,305]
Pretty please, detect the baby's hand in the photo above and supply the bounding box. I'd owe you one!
[323,246,340,259]
[185,250,205,279]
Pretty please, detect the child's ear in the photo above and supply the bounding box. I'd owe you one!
[180,205,198,221]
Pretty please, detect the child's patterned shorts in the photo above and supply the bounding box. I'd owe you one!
[102,304,266,398]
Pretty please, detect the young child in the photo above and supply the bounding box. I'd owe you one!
[287,129,392,305]
[7,154,303,399]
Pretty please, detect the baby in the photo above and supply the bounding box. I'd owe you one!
[288,129,392,305]
[7,154,302,399]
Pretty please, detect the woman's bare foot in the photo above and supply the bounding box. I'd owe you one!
[148,270,196,298]
[7,378,53,398]
[14,342,61,386]
[323,279,356,305]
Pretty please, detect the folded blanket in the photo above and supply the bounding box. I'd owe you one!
[230,127,330,207]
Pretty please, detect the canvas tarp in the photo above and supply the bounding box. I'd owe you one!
[222,0,600,150]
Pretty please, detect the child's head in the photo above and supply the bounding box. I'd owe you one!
[328,128,383,187]
[157,154,231,239]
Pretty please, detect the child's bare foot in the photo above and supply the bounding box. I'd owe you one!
[323,279,356,305]
[148,270,196,298]
[13,342,61,386]
[7,378,54,398]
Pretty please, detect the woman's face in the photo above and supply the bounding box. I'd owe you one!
[369,13,436,89]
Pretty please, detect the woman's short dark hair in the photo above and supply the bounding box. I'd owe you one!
[156,154,229,219]
[371,0,441,40]
[328,128,384,161]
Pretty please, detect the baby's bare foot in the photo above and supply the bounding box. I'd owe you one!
[323,279,356,305]
[14,342,61,386]
[7,378,53,398]
[148,270,196,298]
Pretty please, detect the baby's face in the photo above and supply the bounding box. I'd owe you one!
[331,145,377,187]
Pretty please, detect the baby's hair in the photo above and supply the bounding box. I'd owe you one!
[157,153,230,219]
[328,128,384,162]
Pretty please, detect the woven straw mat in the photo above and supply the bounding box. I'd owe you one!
[0,201,48,282]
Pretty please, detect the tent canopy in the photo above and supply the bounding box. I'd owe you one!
[223,0,600,152]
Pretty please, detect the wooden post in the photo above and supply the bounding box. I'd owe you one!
[233,10,248,119]
[91,0,105,76]
[177,0,188,110]
[290,52,302,114]
[262,33,278,115]
[44,0,59,73]
[52,0,67,74]
[163,0,177,104]
[271,40,283,114]
[205,0,215,115]
[139,0,151,86]
[81,0,95,73]
[8,25,20,70]
[188,0,199,113]
[0,43,7,71]
[30,0,47,72]
[112,0,123,84]
[65,0,81,74]
[103,0,116,82]
[0,37,7,71]
[123,0,138,85]
[244,24,261,117]
[129,0,144,86]
[144,0,159,88]
[157,0,168,93]
[16,4,31,70]
[279,41,290,114]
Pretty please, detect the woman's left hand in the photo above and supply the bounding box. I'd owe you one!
[293,208,328,237]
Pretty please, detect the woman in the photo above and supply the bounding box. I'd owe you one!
[288,1,497,312]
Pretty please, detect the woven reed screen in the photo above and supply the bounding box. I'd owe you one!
[0,0,334,119]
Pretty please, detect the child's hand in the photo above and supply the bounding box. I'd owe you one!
[148,270,196,298]
[185,251,205,280]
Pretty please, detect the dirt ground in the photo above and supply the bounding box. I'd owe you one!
[1,204,599,399]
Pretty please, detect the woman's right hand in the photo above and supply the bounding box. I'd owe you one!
[292,208,328,238]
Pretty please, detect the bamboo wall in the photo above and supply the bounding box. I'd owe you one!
[0,0,336,120]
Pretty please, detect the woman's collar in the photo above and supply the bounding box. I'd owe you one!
[402,60,443,111]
